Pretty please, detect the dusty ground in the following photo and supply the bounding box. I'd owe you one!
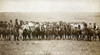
[0,40,100,55]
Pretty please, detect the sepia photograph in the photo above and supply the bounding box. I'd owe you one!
[0,0,100,55]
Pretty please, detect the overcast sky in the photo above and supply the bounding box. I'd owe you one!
[0,0,100,12]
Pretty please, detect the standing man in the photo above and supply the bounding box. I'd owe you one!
[87,28,94,41]
[0,27,3,40]
[13,27,19,41]
[88,23,92,29]
[81,22,87,40]
[0,27,1,39]
[98,28,100,41]
[93,23,98,30]
[40,25,45,40]
[7,27,13,40]
[19,27,23,41]
[2,27,8,40]
[15,19,19,37]
[93,23,98,41]
[9,20,13,29]
[87,23,92,41]
[67,23,72,39]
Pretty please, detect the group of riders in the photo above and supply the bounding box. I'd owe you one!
[0,19,100,41]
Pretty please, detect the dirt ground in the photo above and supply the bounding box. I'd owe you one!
[0,40,100,55]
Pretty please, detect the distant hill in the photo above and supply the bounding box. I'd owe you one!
[0,12,100,27]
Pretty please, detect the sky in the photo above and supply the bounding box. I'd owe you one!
[0,0,100,12]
